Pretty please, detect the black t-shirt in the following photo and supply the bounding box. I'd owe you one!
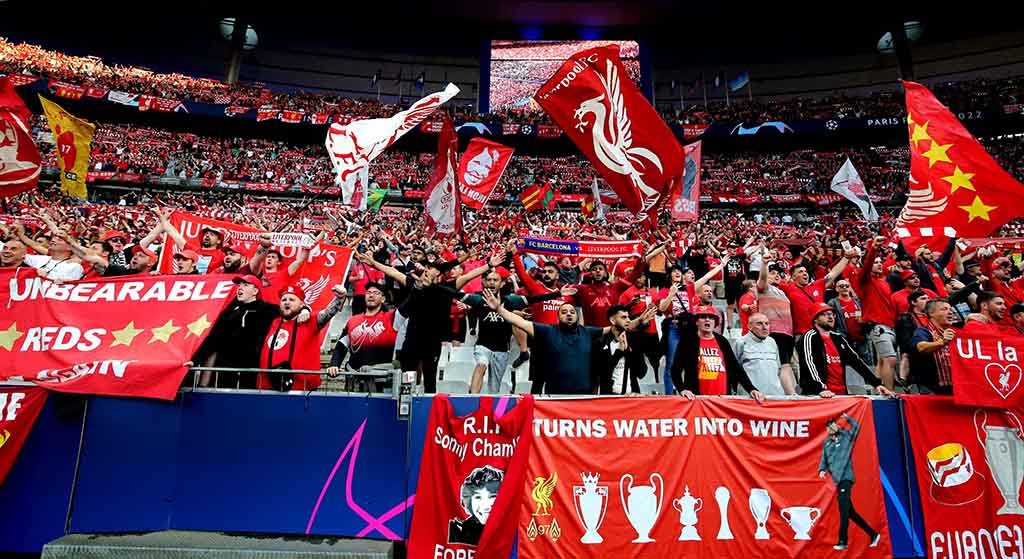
[532,323,603,395]
[401,282,459,350]
[464,293,532,352]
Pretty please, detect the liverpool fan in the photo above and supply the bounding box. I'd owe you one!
[885,251,916,292]
[594,305,650,394]
[757,253,797,395]
[909,299,956,395]
[732,313,789,396]
[798,303,895,398]
[259,230,325,303]
[10,221,83,280]
[510,250,575,370]
[853,237,899,390]
[963,291,1009,334]
[480,291,654,395]
[983,254,1024,309]
[828,279,863,348]
[458,270,576,394]
[192,274,311,388]
[910,241,958,296]
[723,243,749,329]
[890,271,938,315]
[354,249,505,393]
[672,305,764,403]
[162,215,225,274]
[774,253,852,336]
[173,250,201,275]
[349,251,386,315]
[0,236,29,269]
[257,283,347,392]
[737,279,758,335]
[327,282,402,386]
[618,273,663,389]
[573,255,645,328]
[1013,303,1024,335]
[210,240,263,275]
[895,290,931,384]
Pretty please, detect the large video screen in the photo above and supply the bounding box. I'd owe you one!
[489,40,641,113]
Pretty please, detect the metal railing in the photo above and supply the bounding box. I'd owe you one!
[185,366,403,399]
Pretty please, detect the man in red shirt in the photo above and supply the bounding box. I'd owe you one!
[672,305,764,403]
[775,253,851,336]
[574,258,644,327]
[890,270,938,315]
[984,255,1024,310]
[854,237,899,390]
[737,279,758,335]
[259,231,324,304]
[798,303,895,398]
[163,214,226,274]
[618,273,662,387]
[327,282,400,384]
[963,291,1011,334]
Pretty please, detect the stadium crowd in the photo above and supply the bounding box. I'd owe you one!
[4,180,1024,399]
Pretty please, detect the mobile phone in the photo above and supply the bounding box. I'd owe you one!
[841,240,852,251]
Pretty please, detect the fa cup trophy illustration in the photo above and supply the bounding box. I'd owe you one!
[672,485,703,541]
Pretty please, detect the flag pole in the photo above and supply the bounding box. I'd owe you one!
[725,77,730,107]
[702,79,708,109]
[748,80,753,102]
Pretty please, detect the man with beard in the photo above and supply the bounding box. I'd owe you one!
[963,291,1010,334]
[672,306,764,403]
[192,274,311,388]
[909,241,957,296]
[573,255,647,328]
[853,237,899,390]
[511,252,575,369]
[163,216,225,274]
[891,270,938,315]
[481,292,652,395]
[259,231,324,304]
[327,282,403,377]
[798,303,895,398]
[256,283,346,392]
[10,221,83,280]
[210,240,266,275]
[983,254,1024,310]
[618,273,663,389]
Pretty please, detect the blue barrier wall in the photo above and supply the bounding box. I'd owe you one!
[0,393,928,557]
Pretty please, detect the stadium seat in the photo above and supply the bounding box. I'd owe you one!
[442,360,476,384]
[436,380,470,395]
[639,383,664,396]
[514,381,533,394]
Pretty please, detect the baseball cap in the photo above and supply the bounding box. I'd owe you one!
[692,305,720,323]
[200,227,224,239]
[174,249,200,262]
[963,258,982,269]
[102,230,128,242]
[899,269,918,281]
[232,274,263,290]
[222,241,246,255]
[811,302,834,321]
[279,284,306,301]
[136,247,157,262]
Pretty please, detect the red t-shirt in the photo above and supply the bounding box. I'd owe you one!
[891,288,939,315]
[619,285,658,334]
[838,297,863,341]
[821,333,846,395]
[697,336,729,395]
[657,283,697,319]
[256,317,322,392]
[707,257,724,281]
[260,267,294,304]
[350,263,384,296]
[189,243,225,275]
[738,291,757,335]
[777,278,827,335]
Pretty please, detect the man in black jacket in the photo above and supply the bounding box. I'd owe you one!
[672,305,764,403]
[798,303,897,398]
[191,274,310,388]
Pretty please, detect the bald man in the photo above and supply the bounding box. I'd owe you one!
[731,312,789,395]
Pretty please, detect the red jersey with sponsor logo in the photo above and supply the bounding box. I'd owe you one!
[618,285,658,334]
[257,317,322,391]
[697,336,729,395]
[821,333,846,394]
[777,278,827,335]
[344,310,398,369]
[408,395,534,559]
[838,297,863,341]
[513,254,571,325]
[188,243,225,275]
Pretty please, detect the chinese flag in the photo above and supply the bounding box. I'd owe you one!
[896,81,1024,251]
[38,95,95,200]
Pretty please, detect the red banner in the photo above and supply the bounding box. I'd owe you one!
[682,124,709,138]
[423,116,462,236]
[281,109,304,123]
[84,87,108,98]
[257,108,279,121]
[309,112,329,125]
[157,212,353,327]
[903,396,1024,558]
[0,271,235,399]
[770,194,805,204]
[4,75,39,87]
[536,45,683,217]
[951,329,1024,408]
[519,397,890,559]
[0,77,42,198]
[712,195,762,206]
[457,138,514,210]
[670,141,701,221]
[50,81,84,100]
[538,125,562,138]
[0,386,47,486]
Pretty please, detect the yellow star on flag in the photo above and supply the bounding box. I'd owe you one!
[149,320,182,344]
[0,322,24,352]
[910,120,932,149]
[959,196,997,222]
[186,314,213,338]
[110,321,144,347]
[922,141,953,168]
[942,166,976,194]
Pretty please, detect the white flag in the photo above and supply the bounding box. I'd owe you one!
[326,83,459,184]
[590,176,606,221]
[830,157,879,222]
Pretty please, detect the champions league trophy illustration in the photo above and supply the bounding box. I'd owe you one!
[976,410,1024,515]
[714,486,734,540]
[780,506,820,540]
[749,488,771,539]
[620,472,664,543]
[573,472,609,544]
[671,485,703,541]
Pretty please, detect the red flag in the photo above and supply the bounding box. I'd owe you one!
[424,115,462,236]
[0,271,236,400]
[670,140,702,221]
[897,81,1024,251]
[0,387,47,486]
[457,138,514,210]
[950,327,1024,408]
[581,195,595,218]
[535,45,683,217]
[0,77,41,198]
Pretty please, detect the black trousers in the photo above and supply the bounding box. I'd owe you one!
[400,340,442,393]
[836,480,876,544]
[626,330,662,387]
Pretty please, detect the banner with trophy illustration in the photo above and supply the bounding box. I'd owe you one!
[903,396,1024,559]
[518,397,890,559]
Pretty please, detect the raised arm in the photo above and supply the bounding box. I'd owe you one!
[354,251,407,286]
[14,223,48,255]
[694,254,730,292]
[454,250,506,290]
[824,250,853,287]
[289,231,326,277]
[157,210,185,250]
[483,289,535,337]
[316,286,348,330]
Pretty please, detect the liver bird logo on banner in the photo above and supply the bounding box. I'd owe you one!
[573,60,663,211]
[297,274,330,305]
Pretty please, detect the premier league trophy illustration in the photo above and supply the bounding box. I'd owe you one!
[671,485,703,541]
[749,488,771,540]
[573,472,609,544]
[977,411,1024,515]
[620,472,664,543]
[715,486,734,540]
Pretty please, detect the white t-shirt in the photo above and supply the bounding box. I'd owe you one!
[24,254,84,281]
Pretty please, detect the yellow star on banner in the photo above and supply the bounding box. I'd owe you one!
[910,120,932,149]
[149,320,182,344]
[186,314,213,338]
[942,166,976,194]
[0,322,24,351]
[959,196,997,222]
[110,321,144,347]
[922,141,953,168]
[907,114,915,126]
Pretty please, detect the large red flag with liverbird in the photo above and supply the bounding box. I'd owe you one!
[0,77,41,198]
[424,115,462,237]
[535,45,683,217]
[896,81,1024,251]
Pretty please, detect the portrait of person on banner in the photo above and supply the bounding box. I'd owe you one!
[448,465,505,546]
[819,413,883,551]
